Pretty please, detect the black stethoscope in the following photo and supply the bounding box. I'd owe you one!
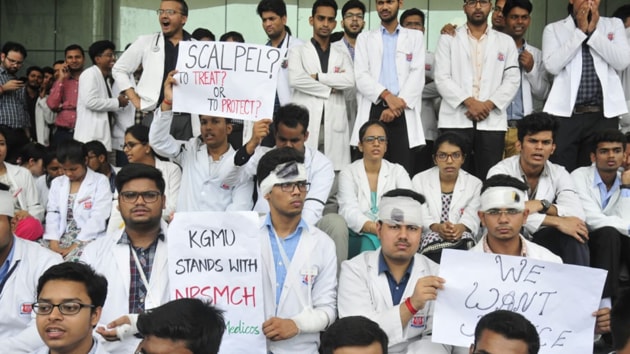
[152,33,161,52]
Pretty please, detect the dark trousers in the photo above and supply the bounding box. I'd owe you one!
[589,227,630,299]
[369,103,413,174]
[142,111,193,141]
[411,140,434,176]
[531,227,590,266]
[550,113,619,172]
[439,128,505,180]
[51,127,74,147]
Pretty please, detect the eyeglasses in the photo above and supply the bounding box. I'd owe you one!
[493,5,503,12]
[123,141,143,150]
[484,208,522,217]
[120,191,161,204]
[275,181,310,193]
[4,56,24,66]
[32,302,95,315]
[465,0,491,7]
[99,52,117,59]
[362,136,387,144]
[156,9,183,16]
[343,13,364,20]
[435,152,463,161]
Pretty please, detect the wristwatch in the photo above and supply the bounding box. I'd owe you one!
[539,199,551,214]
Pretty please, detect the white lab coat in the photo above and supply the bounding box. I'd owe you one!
[29,337,111,354]
[43,168,113,242]
[149,109,253,212]
[352,27,426,148]
[331,39,358,132]
[421,52,439,141]
[620,27,630,133]
[0,237,62,353]
[518,44,550,115]
[471,235,563,263]
[3,163,44,221]
[571,165,630,235]
[80,221,170,353]
[434,26,521,131]
[338,159,412,233]
[111,76,137,152]
[411,166,482,236]
[542,15,630,118]
[74,65,121,151]
[338,250,455,354]
[259,218,337,354]
[289,40,355,170]
[487,155,585,234]
[35,96,54,146]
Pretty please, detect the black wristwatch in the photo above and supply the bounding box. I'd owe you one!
[621,184,630,190]
[539,199,551,214]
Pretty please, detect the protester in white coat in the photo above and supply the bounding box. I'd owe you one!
[0,183,63,353]
[74,41,129,151]
[257,148,337,354]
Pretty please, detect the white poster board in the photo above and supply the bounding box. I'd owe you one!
[433,249,607,353]
[173,41,282,121]
[168,211,266,354]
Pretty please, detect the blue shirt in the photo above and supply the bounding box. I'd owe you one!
[0,238,16,285]
[378,251,414,305]
[265,214,309,306]
[378,25,401,96]
[593,169,623,209]
[507,45,526,120]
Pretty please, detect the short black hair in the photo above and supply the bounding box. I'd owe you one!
[57,139,87,165]
[612,4,630,23]
[163,0,189,16]
[502,0,533,17]
[612,290,630,350]
[85,140,108,160]
[320,316,388,354]
[400,8,425,27]
[257,0,287,17]
[590,129,627,154]
[88,40,115,63]
[125,124,150,144]
[64,44,85,58]
[43,146,59,168]
[18,142,47,166]
[219,31,245,42]
[137,298,225,354]
[382,188,426,204]
[312,0,338,16]
[26,66,43,76]
[473,310,540,354]
[358,120,388,143]
[192,27,215,41]
[115,163,166,194]
[481,174,528,194]
[516,112,558,143]
[37,262,108,312]
[256,147,305,186]
[42,66,54,76]
[273,103,309,135]
[342,0,366,17]
[433,131,469,157]
[53,59,65,67]
[1,41,27,58]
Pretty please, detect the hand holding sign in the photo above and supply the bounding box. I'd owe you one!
[161,70,178,109]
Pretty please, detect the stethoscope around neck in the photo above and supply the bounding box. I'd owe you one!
[152,33,161,52]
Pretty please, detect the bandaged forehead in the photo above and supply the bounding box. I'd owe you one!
[378,196,423,226]
[480,186,526,212]
[0,188,13,217]
[259,161,307,195]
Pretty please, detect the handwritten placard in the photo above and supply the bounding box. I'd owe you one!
[432,249,607,353]
[173,41,282,120]
[168,211,265,354]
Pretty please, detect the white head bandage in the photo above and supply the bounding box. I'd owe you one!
[259,161,308,196]
[0,185,14,217]
[480,186,526,212]
[378,196,424,227]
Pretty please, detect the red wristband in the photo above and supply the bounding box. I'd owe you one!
[162,98,172,106]
[404,297,418,315]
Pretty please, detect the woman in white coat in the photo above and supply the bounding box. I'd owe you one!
[411,132,481,263]
[43,140,112,261]
[338,121,412,257]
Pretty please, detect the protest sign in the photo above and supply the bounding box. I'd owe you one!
[432,249,607,353]
[173,41,282,121]
[168,211,265,354]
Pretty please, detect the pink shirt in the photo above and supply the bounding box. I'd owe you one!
[47,77,79,128]
[467,25,489,99]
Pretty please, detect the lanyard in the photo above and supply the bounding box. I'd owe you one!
[130,247,156,310]
[271,229,310,313]
[0,260,20,294]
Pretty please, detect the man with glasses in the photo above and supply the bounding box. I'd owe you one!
[74,40,129,152]
[31,262,110,354]
[491,0,506,31]
[80,164,170,353]
[435,0,520,180]
[256,147,337,354]
[113,0,194,141]
[0,182,62,353]
[487,113,589,266]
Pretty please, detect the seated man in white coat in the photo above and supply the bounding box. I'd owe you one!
[0,182,63,353]
[149,70,253,212]
[338,188,463,354]
[80,164,170,353]
[571,130,630,302]
[256,147,337,354]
